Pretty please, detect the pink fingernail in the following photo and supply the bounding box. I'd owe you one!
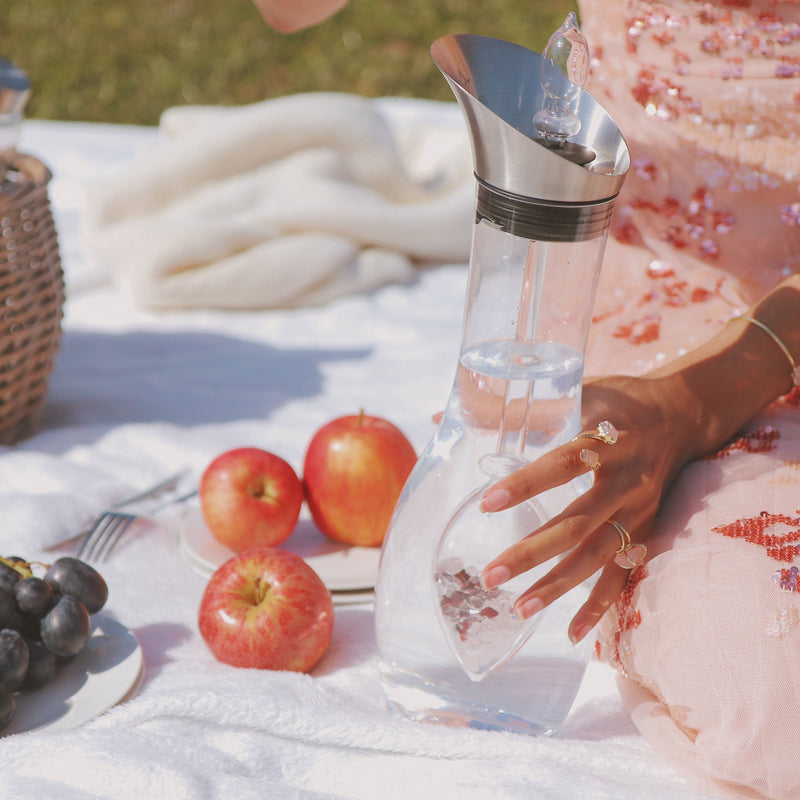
[515,596,544,621]
[480,487,511,513]
[481,565,511,589]
[569,623,592,645]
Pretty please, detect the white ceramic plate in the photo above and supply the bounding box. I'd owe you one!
[3,615,144,736]
[179,507,379,603]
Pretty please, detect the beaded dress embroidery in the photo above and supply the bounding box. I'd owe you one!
[581,1,800,797]
[581,0,800,377]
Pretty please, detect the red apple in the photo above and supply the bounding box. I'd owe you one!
[199,447,303,552]
[303,411,417,548]
[198,548,333,672]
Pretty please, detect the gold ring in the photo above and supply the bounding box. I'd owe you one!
[607,519,648,569]
[573,420,619,445]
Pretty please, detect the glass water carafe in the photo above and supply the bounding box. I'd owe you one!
[374,30,630,734]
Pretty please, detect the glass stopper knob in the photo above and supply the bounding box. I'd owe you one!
[533,12,590,147]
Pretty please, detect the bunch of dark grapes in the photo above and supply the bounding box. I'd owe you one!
[0,556,108,732]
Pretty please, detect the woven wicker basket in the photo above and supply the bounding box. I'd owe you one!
[0,154,64,444]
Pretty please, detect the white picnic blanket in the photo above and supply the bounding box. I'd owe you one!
[0,100,718,800]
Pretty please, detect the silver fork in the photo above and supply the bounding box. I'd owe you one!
[76,473,195,562]
[77,511,138,562]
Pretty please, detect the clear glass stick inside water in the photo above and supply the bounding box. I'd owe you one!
[433,240,584,681]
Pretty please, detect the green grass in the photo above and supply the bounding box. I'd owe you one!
[1,0,576,125]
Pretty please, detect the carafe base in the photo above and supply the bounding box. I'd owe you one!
[377,653,589,736]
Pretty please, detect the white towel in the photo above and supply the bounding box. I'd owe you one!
[85,93,474,309]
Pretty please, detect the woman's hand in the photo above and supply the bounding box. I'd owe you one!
[478,273,800,643]
[479,371,700,644]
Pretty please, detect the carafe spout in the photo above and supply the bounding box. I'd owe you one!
[430,33,629,209]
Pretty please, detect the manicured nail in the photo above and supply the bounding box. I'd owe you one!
[569,623,592,645]
[480,487,511,513]
[481,565,511,590]
[515,596,544,621]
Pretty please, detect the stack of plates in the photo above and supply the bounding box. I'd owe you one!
[178,507,380,605]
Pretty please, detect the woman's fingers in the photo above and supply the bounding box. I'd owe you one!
[567,561,633,643]
[497,514,651,644]
[482,489,623,587]
[479,437,616,513]
[506,518,628,619]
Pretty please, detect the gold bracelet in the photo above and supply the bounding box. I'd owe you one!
[729,314,800,388]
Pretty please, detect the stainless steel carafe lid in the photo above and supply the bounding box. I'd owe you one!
[431,34,629,207]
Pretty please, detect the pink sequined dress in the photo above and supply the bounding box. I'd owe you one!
[576,0,800,797]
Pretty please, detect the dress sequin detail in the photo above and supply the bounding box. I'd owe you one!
[768,565,800,637]
[587,0,800,371]
[625,0,800,83]
[712,511,800,561]
[613,314,662,344]
[779,386,800,407]
[602,565,648,677]
[773,564,800,592]
[765,605,799,637]
[704,425,780,459]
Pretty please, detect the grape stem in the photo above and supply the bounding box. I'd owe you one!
[0,555,34,578]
